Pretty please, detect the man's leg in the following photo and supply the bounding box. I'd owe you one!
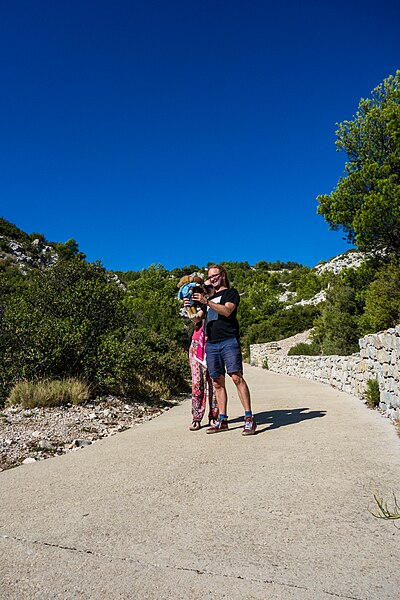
[220,338,251,411]
[230,372,257,435]
[205,342,229,433]
[230,372,251,412]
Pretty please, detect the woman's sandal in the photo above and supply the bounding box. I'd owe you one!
[189,421,201,431]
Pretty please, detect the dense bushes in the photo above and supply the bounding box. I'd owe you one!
[242,305,320,348]
[94,328,188,400]
[0,257,190,406]
[0,217,31,242]
[311,259,400,355]
[313,284,360,355]
[0,259,122,388]
[124,264,190,346]
[359,260,400,334]
[288,342,320,356]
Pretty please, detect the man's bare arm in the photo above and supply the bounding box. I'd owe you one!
[192,293,236,318]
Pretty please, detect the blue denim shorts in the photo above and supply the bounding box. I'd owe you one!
[206,337,243,379]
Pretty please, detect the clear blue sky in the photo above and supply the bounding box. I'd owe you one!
[1,1,399,272]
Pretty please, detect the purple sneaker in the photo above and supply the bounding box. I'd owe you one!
[242,416,257,436]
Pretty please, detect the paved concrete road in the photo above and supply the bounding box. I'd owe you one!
[1,365,400,599]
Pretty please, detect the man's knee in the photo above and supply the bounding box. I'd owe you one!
[229,372,244,386]
[212,375,225,390]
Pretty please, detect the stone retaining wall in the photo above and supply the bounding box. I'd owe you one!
[250,330,312,365]
[250,326,400,421]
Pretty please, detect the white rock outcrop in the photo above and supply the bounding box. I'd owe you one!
[315,251,365,275]
[0,235,58,271]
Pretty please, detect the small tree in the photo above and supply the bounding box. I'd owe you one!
[313,283,360,355]
[359,260,400,334]
[55,238,86,261]
[317,71,400,256]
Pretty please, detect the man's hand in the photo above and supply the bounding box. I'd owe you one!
[192,292,207,305]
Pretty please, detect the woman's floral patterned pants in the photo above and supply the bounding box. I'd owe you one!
[189,339,219,423]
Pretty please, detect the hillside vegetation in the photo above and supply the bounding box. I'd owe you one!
[1,216,400,408]
[1,71,399,408]
[0,220,190,407]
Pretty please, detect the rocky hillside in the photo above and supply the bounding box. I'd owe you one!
[314,250,366,275]
[0,218,58,272]
[1,217,367,315]
[279,250,366,309]
[0,236,58,272]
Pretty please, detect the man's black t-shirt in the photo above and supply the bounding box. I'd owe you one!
[205,288,240,342]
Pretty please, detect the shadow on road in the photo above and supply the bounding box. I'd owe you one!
[229,407,326,434]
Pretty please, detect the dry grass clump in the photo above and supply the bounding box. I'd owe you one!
[371,492,400,525]
[7,378,91,408]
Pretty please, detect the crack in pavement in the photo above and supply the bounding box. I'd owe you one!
[0,534,363,599]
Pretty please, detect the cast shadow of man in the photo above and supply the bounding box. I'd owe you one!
[229,407,326,434]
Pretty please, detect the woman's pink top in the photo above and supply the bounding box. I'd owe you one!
[192,325,203,341]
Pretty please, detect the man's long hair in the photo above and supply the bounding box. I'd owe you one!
[208,264,230,288]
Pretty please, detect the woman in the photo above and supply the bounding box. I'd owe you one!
[186,279,218,430]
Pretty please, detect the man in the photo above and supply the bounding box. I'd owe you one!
[192,265,256,435]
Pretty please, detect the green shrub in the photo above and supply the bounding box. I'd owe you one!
[359,260,400,334]
[313,283,360,355]
[0,217,30,242]
[291,270,322,301]
[0,256,192,406]
[7,378,91,408]
[55,238,86,261]
[0,237,9,251]
[0,258,126,404]
[364,378,380,407]
[125,264,188,345]
[243,304,319,347]
[94,328,189,401]
[288,342,320,356]
[1,258,122,370]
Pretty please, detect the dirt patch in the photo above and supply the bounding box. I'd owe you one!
[0,396,177,471]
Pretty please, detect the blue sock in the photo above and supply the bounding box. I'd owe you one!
[245,411,252,418]
[219,414,227,421]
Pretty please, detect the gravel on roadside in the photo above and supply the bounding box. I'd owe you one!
[0,396,178,471]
